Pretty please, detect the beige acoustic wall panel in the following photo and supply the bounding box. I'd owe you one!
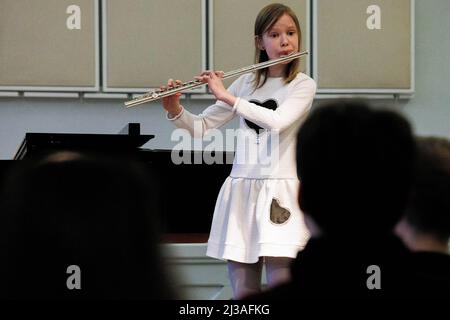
[314,0,414,93]
[211,0,310,88]
[0,0,99,91]
[103,0,206,93]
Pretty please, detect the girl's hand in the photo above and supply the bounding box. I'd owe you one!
[195,71,236,106]
[161,79,183,116]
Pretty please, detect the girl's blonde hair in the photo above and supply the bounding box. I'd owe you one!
[253,3,302,89]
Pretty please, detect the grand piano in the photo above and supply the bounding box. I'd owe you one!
[3,123,233,241]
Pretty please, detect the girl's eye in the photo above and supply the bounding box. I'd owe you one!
[288,31,296,36]
[270,33,278,38]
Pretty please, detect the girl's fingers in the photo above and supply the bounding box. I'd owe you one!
[194,75,208,83]
[167,79,183,88]
[199,70,223,77]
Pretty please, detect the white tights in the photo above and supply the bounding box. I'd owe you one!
[227,257,293,299]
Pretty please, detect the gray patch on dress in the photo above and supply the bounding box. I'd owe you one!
[270,198,291,225]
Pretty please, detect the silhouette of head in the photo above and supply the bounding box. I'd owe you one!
[405,136,450,243]
[0,151,173,299]
[296,100,415,238]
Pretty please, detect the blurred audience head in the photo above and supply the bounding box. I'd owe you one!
[0,150,175,299]
[296,100,415,239]
[396,136,450,253]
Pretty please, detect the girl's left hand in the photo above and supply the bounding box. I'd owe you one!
[195,71,236,106]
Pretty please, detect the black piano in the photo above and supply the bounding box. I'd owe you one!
[1,123,233,241]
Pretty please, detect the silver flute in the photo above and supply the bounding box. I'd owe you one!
[124,50,308,108]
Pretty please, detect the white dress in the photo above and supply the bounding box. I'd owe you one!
[169,72,317,263]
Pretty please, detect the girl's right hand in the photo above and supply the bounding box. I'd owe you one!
[161,79,183,116]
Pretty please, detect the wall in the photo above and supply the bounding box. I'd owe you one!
[0,1,448,159]
[400,0,450,135]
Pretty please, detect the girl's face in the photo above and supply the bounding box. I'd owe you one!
[258,13,299,77]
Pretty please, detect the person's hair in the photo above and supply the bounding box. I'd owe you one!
[405,136,450,242]
[0,151,174,299]
[253,3,301,89]
[296,100,415,238]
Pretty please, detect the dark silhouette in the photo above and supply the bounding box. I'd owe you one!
[395,136,450,296]
[0,151,175,299]
[247,99,425,299]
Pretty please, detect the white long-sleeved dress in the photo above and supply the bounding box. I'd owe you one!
[168,72,317,263]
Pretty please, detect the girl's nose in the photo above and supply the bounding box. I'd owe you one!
[280,34,288,46]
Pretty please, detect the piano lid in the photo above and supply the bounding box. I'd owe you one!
[14,131,154,160]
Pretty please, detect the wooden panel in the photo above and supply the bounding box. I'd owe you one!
[0,0,99,91]
[103,0,205,92]
[314,0,414,93]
